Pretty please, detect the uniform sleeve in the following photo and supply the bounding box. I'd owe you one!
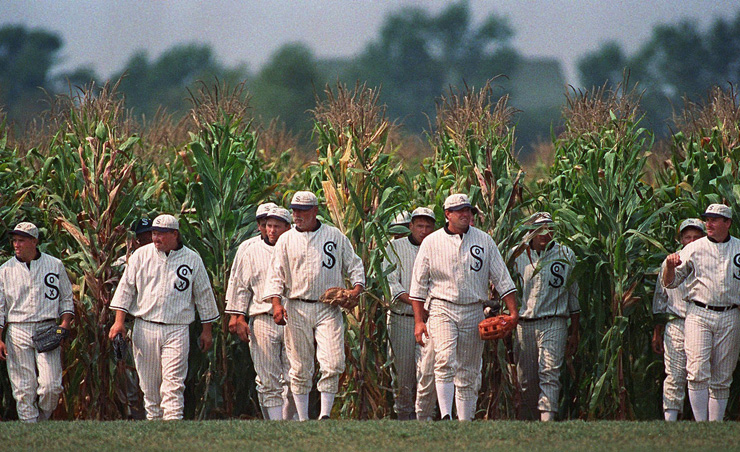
[341,233,365,288]
[663,248,693,289]
[0,272,6,329]
[262,239,288,300]
[58,264,75,318]
[489,240,516,298]
[383,243,406,301]
[226,257,252,316]
[191,258,219,323]
[652,270,669,315]
[409,241,431,303]
[224,247,245,305]
[110,254,139,313]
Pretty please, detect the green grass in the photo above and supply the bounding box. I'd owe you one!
[1,420,740,451]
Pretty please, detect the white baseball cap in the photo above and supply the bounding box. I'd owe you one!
[443,193,478,214]
[529,212,554,226]
[290,191,318,210]
[151,214,180,231]
[9,222,39,239]
[411,207,435,221]
[679,218,705,233]
[266,207,293,224]
[390,211,411,227]
[256,202,278,220]
[702,204,732,220]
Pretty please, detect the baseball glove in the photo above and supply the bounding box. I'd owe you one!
[113,333,128,362]
[478,315,517,341]
[32,324,69,353]
[319,287,358,310]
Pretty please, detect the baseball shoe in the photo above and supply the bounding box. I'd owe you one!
[319,415,331,420]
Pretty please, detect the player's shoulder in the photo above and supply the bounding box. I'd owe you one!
[38,252,64,267]
[468,226,496,246]
[0,256,16,272]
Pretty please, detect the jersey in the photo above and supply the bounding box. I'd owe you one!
[225,234,262,306]
[225,239,279,316]
[514,242,580,318]
[383,237,420,315]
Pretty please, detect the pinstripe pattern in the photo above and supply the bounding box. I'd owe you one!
[249,315,292,410]
[514,243,580,319]
[226,240,280,317]
[224,235,260,310]
[415,332,437,420]
[663,318,687,411]
[387,312,417,418]
[515,317,567,418]
[383,237,417,316]
[132,319,190,420]
[5,322,63,421]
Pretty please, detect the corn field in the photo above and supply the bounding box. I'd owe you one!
[0,78,739,421]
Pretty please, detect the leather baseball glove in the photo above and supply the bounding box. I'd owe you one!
[478,315,517,340]
[33,323,69,353]
[320,287,358,310]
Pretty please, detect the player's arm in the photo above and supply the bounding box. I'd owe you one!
[651,274,668,354]
[489,241,518,323]
[109,254,139,338]
[342,234,365,300]
[191,259,220,325]
[409,242,431,345]
[264,242,288,325]
[58,266,75,329]
[0,278,6,359]
[108,309,128,341]
[383,244,408,304]
[662,250,691,289]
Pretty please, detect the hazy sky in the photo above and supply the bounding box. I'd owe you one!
[3,0,739,84]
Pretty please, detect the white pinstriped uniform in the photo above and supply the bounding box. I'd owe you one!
[263,222,365,396]
[224,235,261,307]
[0,253,74,422]
[652,265,690,412]
[664,236,740,401]
[383,237,436,420]
[513,243,580,418]
[409,226,516,405]
[110,243,219,420]
[225,238,293,417]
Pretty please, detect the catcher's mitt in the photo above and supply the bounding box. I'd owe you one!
[478,315,517,341]
[319,287,358,310]
[113,333,128,362]
[33,323,69,353]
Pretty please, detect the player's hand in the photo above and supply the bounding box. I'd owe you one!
[234,318,250,343]
[228,316,238,334]
[665,253,682,270]
[414,321,429,346]
[0,341,7,360]
[273,304,287,326]
[199,329,213,352]
[108,322,126,342]
[349,286,363,303]
[566,330,579,358]
[652,325,665,354]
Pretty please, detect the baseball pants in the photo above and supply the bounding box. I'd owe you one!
[684,303,740,399]
[132,319,189,420]
[663,318,687,412]
[515,317,567,419]
[5,322,63,422]
[415,327,437,421]
[249,314,294,413]
[284,300,345,395]
[427,300,484,401]
[387,311,417,419]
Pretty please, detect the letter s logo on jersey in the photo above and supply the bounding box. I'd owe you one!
[549,262,565,288]
[733,253,740,280]
[174,265,193,292]
[470,245,484,272]
[44,273,60,300]
[323,241,337,269]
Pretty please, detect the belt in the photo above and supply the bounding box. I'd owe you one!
[293,298,319,303]
[519,315,565,323]
[390,311,415,318]
[692,301,738,312]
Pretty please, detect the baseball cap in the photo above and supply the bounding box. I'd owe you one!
[529,212,554,226]
[701,204,732,220]
[443,194,479,214]
[256,202,279,220]
[266,207,293,224]
[679,218,705,233]
[390,211,411,227]
[290,191,318,210]
[151,214,180,231]
[131,218,153,235]
[411,207,435,221]
[9,222,39,239]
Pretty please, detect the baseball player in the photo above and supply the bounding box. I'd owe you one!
[264,191,365,421]
[0,222,74,422]
[663,204,740,421]
[389,211,412,240]
[513,212,580,422]
[383,207,437,421]
[652,218,705,421]
[410,193,517,421]
[108,214,219,420]
[225,207,296,420]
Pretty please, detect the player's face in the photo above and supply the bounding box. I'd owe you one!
[679,227,705,246]
[410,217,435,243]
[135,231,153,248]
[292,206,318,231]
[152,229,179,252]
[12,235,38,262]
[265,218,291,244]
[445,207,472,233]
[257,218,268,238]
[704,216,731,242]
[531,228,554,251]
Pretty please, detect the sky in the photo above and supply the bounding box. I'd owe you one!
[3,0,740,84]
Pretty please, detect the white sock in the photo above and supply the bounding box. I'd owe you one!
[436,382,455,418]
[689,388,709,421]
[266,406,283,421]
[664,409,679,422]
[455,396,475,421]
[293,393,310,421]
[708,397,728,422]
[540,411,556,422]
[320,392,335,418]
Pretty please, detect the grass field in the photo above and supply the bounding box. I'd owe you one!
[1,420,740,451]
